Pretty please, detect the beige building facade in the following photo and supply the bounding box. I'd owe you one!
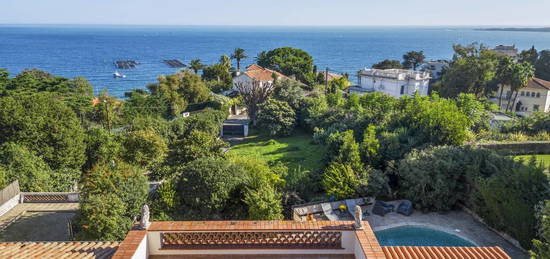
[495,78,550,115]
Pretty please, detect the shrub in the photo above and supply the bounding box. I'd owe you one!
[257,99,297,136]
[177,157,243,219]
[322,162,360,200]
[77,160,149,240]
[398,146,469,211]
[244,185,284,220]
[76,193,132,241]
[398,145,550,248]
[122,129,168,168]
[0,143,53,192]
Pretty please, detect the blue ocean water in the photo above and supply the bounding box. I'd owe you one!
[375,226,476,247]
[2,25,550,98]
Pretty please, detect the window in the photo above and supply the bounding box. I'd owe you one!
[400,85,405,95]
[534,105,540,111]
[521,91,525,96]
[537,93,541,98]
[531,92,536,97]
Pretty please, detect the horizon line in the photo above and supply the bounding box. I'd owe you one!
[1,23,549,28]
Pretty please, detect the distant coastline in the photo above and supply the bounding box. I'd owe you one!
[477,27,550,33]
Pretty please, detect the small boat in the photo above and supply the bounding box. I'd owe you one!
[113,71,126,78]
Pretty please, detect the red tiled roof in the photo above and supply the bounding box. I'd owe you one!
[111,229,147,259]
[382,246,511,259]
[92,97,101,106]
[0,241,119,259]
[241,65,290,82]
[526,78,550,90]
[355,227,386,259]
[246,64,264,71]
[319,71,343,81]
[149,220,356,231]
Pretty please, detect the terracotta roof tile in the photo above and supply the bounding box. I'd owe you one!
[382,246,511,259]
[0,241,119,259]
[242,68,288,82]
[111,229,147,259]
[319,71,343,81]
[526,78,550,90]
[149,220,355,232]
[246,64,264,71]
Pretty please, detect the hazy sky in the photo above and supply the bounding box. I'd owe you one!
[1,0,549,26]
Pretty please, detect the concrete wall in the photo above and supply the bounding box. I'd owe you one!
[0,194,19,217]
[0,181,21,217]
[476,141,550,155]
[132,233,149,259]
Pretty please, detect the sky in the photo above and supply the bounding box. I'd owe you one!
[1,0,550,26]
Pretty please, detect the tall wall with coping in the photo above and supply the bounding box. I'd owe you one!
[476,141,550,155]
[0,181,20,217]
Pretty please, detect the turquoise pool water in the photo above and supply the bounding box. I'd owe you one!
[375,226,476,247]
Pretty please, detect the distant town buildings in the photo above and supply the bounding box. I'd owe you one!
[491,45,519,61]
[350,68,430,97]
[421,60,448,79]
[494,78,550,115]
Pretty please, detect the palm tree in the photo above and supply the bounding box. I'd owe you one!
[495,57,514,109]
[219,55,231,70]
[231,48,248,71]
[506,62,535,112]
[189,59,204,74]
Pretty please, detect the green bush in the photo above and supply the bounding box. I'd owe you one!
[322,162,359,200]
[257,99,297,136]
[77,160,148,240]
[398,145,550,248]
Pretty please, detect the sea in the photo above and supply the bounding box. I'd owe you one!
[2,25,550,98]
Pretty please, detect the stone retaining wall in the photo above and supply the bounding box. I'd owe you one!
[476,141,550,155]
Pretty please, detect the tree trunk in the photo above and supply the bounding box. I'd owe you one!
[237,59,241,71]
[498,84,504,110]
[512,91,520,112]
[505,90,513,112]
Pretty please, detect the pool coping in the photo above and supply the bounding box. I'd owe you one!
[373,222,479,247]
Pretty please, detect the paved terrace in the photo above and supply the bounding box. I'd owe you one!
[0,203,79,230]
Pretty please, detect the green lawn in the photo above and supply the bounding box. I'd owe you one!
[514,154,550,169]
[227,131,326,173]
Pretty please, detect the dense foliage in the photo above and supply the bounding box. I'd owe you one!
[0,93,86,191]
[75,161,148,241]
[256,47,315,84]
[372,59,403,69]
[257,99,296,136]
[399,146,550,248]
[531,201,550,258]
[2,42,550,250]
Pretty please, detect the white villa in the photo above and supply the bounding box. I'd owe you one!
[350,69,430,97]
[494,77,550,115]
[491,45,519,61]
[421,61,448,79]
[232,64,290,91]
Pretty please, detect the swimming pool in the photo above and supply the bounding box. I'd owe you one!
[375,226,476,247]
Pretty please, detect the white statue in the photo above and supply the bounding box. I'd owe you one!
[354,205,363,229]
[140,204,151,230]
